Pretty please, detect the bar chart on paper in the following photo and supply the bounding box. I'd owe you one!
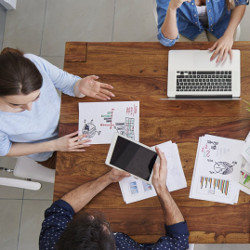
[199,176,230,197]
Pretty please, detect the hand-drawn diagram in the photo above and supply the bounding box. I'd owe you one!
[209,161,236,175]
[100,109,135,139]
[82,119,101,138]
[78,101,139,144]
[190,134,244,204]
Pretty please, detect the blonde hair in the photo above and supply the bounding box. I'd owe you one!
[226,0,235,10]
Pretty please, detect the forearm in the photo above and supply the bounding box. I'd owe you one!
[62,172,112,213]
[224,5,246,38]
[73,79,85,98]
[7,141,56,157]
[157,187,184,226]
[161,5,179,39]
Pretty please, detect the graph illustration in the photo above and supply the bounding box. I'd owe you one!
[239,170,250,189]
[100,109,135,139]
[199,176,230,197]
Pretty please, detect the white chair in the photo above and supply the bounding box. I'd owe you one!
[0,156,55,190]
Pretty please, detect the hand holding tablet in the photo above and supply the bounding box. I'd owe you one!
[105,133,158,183]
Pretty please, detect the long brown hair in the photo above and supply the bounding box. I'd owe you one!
[226,0,235,10]
[0,48,42,96]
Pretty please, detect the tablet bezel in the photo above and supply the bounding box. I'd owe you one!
[105,133,157,184]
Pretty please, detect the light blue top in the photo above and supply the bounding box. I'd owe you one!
[0,54,81,161]
[156,0,249,47]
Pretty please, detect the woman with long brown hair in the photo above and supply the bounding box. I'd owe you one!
[0,48,115,166]
[156,0,248,62]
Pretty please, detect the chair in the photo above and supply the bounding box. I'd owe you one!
[0,156,55,190]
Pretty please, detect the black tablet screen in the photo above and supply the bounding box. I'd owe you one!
[110,136,157,181]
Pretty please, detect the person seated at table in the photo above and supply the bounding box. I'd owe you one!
[39,147,190,250]
[0,48,115,168]
[156,0,248,63]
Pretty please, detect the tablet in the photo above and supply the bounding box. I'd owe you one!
[105,133,158,183]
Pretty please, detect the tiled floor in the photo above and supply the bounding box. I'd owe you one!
[0,1,249,249]
[0,5,6,49]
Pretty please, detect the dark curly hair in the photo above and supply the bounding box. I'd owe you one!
[0,47,42,96]
[55,212,116,250]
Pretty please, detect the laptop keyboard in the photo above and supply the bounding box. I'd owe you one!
[176,71,232,92]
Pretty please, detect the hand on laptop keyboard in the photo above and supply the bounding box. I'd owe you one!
[209,35,234,64]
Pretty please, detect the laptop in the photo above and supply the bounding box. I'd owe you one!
[167,50,241,100]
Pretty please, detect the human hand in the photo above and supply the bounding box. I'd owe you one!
[209,34,234,63]
[152,147,168,195]
[107,168,130,183]
[78,75,115,101]
[53,131,91,152]
[169,0,191,10]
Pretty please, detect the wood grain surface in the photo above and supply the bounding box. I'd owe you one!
[54,42,250,243]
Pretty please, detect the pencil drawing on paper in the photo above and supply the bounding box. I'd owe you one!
[78,101,139,144]
[82,119,101,139]
[100,108,135,139]
[209,161,236,175]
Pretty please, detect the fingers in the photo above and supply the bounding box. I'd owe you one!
[221,49,228,64]
[66,130,79,138]
[96,83,115,100]
[101,83,114,91]
[95,93,111,101]
[88,75,99,80]
[210,49,219,62]
[68,133,92,150]
[156,146,167,168]
[95,91,117,101]
[216,49,224,64]
[209,36,233,64]
[229,49,233,62]
[208,41,217,53]
[101,88,115,97]
[152,161,160,180]
[109,168,130,182]
[152,147,167,181]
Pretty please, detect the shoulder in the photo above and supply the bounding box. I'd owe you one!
[24,53,43,64]
[24,54,53,74]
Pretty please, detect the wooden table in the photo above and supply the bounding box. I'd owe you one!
[54,42,250,243]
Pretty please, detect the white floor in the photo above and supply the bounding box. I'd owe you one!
[0,1,249,249]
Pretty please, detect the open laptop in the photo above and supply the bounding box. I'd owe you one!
[167,50,241,100]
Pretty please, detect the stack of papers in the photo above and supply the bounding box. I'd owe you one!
[119,141,187,204]
[189,134,245,204]
[239,132,250,195]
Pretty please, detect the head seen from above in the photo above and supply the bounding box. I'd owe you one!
[0,48,42,112]
[56,212,116,250]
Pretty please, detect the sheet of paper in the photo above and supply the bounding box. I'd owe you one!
[241,131,250,163]
[119,141,187,204]
[190,134,244,204]
[119,177,157,204]
[238,158,250,195]
[78,101,139,144]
